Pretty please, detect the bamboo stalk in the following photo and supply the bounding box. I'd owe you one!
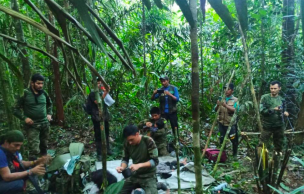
[212,76,249,174]
[202,70,235,158]
[174,127,181,194]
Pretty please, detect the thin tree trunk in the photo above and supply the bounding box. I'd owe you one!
[258,0,266,101]
[11,0,31,87]
[239,24,263,132]
[142,0,147,95]
[202,71,235,159]
[213,76,249,174]
[49,13,65,126]
[189,0,203,193]
[52,42,65,126]
[282,0,296,121]
[0,39,19,131]
[296,0,304,145]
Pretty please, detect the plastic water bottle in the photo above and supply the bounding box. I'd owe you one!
[212,183,228,191]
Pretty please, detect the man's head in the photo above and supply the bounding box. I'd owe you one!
[224,83,234,97]
[150,107,161,121]
[123,125,141,145]
[270,81,281,97]
[31,73,45,91]
[1,130,24,153]
[159,75,169,87]
[97,77,105,90]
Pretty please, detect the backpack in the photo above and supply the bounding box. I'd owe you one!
[83,96,93,115]
[204,148,227,163]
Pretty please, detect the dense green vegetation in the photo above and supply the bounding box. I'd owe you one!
[0,0,304,193]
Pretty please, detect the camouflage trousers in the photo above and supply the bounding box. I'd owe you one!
[158,146,169,156]
[259,126,285,152]
[119,175,157,194]
[24,122,50,159]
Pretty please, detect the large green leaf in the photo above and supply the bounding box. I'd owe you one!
[290,185,304,194]
[208,0,236,34]
[175,0,195,27]
[104,180,125,194]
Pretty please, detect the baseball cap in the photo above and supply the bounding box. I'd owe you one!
[159,75,169,80]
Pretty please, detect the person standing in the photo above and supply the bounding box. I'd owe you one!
[116,125,159,194]
[13,73,52,160]
[215,83,239,157]
[259,81,289,154]
[151,75,179,136]
[88,78,113,160]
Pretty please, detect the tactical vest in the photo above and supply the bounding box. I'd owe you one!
[218,96,238,126]
[159,85,177,114]
[0,147,22,180]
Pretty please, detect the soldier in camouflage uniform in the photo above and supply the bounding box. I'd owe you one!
[138,107,169,156]
[116,125,159,194]
[13,74,52,160]
[259,81,289,153]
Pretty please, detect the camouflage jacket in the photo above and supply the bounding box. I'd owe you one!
[122,136,159,178]
[260,93,285,128]
[138,118,168,148]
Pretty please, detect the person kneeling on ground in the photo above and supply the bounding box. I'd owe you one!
[116,125,159,194]
[138,107,169,156]
[0,130,50,194]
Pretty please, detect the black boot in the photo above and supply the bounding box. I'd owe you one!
[232,142,238,158]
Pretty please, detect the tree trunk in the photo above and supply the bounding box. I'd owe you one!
[11,0,31,88]
[296,0,304,144]
[142,0,147,95]
[49,13,65,126]
[0,40,19,131]
[51,42,65,126]
[282,0,296,121]
[258,0,266,101]
[189,0,203,193]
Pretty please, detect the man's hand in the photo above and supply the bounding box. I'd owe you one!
[25,118,34,125]
[274,106,281,111]
[47,115,52,122]
[222,101,227,108]
[36,155,52,165]
[31,164,46,176]
[130,164,141,172]
[116,166,125,173]
[284,111,289,117]
[216,100,221,106]
[146,122,153,128]
[164,90,171,96]
[153,90,158,94]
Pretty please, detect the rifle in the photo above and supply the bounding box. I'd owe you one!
[0,147,44,194]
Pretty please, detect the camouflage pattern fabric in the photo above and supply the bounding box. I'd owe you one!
[122,136,159,178]
[119,175,157,194]
[260,93,285,128]
[138,118,168,156]
[24,122,50,158]
[259,126,285,152]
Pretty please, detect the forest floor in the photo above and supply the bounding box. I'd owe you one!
[46,125,304,194]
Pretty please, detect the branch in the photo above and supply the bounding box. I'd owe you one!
[0,5,109,90]
[234,0,248,34]
[0,33,58,61]
[87,5,135,72]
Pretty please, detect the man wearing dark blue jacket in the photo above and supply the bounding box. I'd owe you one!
[151,75,179,136]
